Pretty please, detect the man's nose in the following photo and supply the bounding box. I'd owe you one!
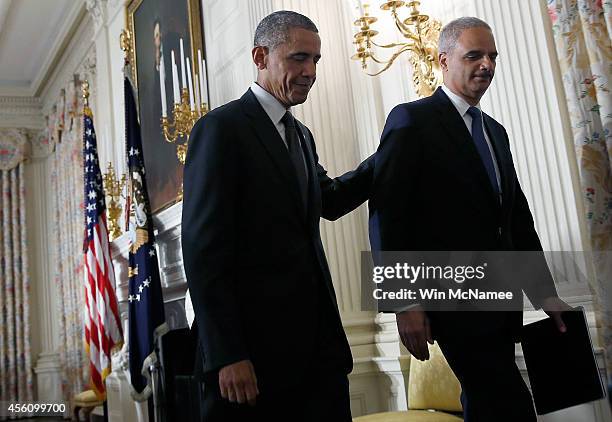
[303,60,316,77]
[480,56,493,71]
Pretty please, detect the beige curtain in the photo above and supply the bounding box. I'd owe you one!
[547,0,612,374]
[0,129,34,414]
[49,79,89,405]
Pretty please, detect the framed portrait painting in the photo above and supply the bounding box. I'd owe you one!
[126,0,205,213]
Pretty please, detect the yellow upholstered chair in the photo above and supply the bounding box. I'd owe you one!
[73,389,105,421]
[354,342,463,421]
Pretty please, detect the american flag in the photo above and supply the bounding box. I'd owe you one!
[83,106,124,399]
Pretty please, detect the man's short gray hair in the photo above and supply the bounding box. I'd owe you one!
[254,10,318,51]
[439,17,491,54]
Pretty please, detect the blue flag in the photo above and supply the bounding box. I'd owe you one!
[125,76,168,401]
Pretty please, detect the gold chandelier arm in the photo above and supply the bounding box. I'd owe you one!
[368,54,390,65]
[364,44,413,75]
[370,39,409,49]
[369,43,417,63]
[364,57,401,76]
[161,116,178,143]
[389,10,421,43]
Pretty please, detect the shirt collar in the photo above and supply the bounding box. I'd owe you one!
[250,82,288,125]
[441,84,480,118]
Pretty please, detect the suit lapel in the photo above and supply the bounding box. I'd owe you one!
[432,88,500,208]
[483,115,511,204]
[240,89,307,220]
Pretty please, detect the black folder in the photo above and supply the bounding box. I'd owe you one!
[521,306,606,414]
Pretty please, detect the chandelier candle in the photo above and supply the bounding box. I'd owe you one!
[186,59,195,111]
[171,50,180,105]
[179,38,187,89]
[159,54,167,117]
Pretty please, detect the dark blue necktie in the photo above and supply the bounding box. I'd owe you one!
[282,111,309,208]
[467,106,499,194]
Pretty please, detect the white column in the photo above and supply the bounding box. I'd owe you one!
[0,100,62,403]
[28,156,63,403]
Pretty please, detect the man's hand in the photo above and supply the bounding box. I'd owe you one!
[396,306,434,360]
[219,359,259,406]
[542,296,573,333]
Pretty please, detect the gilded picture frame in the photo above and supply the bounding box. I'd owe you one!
[126,0,205,213]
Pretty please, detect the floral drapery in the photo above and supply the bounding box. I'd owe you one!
[0,130,34,414]
[547,0,612,372]
[48,77,89,405]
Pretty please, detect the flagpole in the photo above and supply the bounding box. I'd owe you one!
[149,360,161,422]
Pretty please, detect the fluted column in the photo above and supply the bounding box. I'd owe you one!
[28,154,63,402]
[0,101,62,402]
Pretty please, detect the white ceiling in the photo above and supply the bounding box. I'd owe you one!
[0,0,83,97]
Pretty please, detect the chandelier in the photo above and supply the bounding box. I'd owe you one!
[351,1,442,97]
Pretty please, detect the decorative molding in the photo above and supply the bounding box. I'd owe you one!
[78,48,99,112]
[33,352,63,403]
[106,0,124,24]
[349,355,411,415]
[85,0,107,33]
[25,128,54,158]
[0,96,44,129]
[40,14,95,114]
[0,128,29,170]
[0,96,42,111]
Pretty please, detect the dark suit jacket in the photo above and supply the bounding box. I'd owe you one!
[369,87,557,338]
[181,88,373,388]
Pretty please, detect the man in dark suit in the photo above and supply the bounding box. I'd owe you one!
[181,11,372,421]
[369,17,571,422]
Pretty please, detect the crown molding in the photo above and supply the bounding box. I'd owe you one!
[0,96,43,129]
[40,14,96,114]
[32,2,87,98]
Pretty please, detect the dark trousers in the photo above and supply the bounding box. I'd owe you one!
[201,281,352,421]
[201,366,351,422]
[436,333,537,422]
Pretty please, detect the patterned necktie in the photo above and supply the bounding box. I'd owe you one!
[466,106,499,194]
[281,111,308,208]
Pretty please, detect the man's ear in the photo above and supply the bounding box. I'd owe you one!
[252,46,268,70]
[439,52,448,72]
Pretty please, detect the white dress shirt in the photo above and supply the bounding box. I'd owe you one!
[250,82,290,148]
[441,84,502,194]
[250,82,309,185]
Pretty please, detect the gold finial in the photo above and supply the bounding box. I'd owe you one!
[82,80,92,117]
[120,29,132,65]
[120,29,131,53]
